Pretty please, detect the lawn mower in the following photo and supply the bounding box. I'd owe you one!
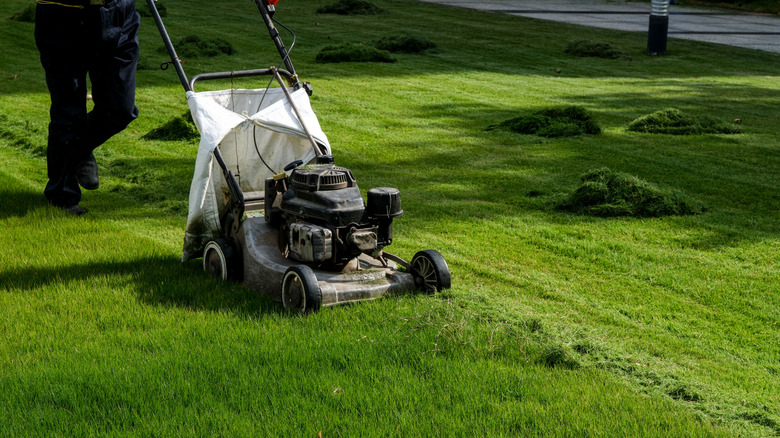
[146,0,451,311]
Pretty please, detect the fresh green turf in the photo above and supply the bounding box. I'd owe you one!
[1,0,778,436]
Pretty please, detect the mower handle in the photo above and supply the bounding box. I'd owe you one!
[146,0,304,94]
[253,0,301,89]
[189,68,296,92]
[146,0,190,91]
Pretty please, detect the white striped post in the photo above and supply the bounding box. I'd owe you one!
[648,0,669,55]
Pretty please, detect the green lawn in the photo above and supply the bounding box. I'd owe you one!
[1,0,778,436]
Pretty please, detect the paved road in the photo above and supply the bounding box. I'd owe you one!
[417,0,780,54]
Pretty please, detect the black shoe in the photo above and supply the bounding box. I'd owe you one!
[58,204,88,216]
[75,153,99,190]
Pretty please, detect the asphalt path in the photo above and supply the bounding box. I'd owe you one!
[417,0,780,54]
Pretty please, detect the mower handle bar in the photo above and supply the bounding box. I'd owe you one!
[189,68,295,92]
[145,0,301,93]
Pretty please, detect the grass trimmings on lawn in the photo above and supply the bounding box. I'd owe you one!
[165,35,236,58]
[7,3,34,22]
[372,35,438,54]
[487,106,601,138]
[315,43,397,63]
[317,0,385,15]
[142,112,199,142]
[565,39,633,60]
[559,167,707,217]
[628,108,742,135]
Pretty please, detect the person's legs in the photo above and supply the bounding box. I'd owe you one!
[36,0,139,210]
[35,4,89,208]
[70,0,139,191]
[83,0,139,156]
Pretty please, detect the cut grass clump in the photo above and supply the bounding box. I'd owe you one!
[487,106,601,138]
[539,345,580,369]
[317,0,385,15]
[738,410,779,431]
[628,108,742,135]
[565,39,632,60]
[0,114,46,157]
[142,112,199,141]
[559,168,706,217]
[667,383,703,402]
[315,43,396,63]
[136,1,167,17]
[164,35,235,58]
[8,4,35,23]
[371,35,437,54]
[136,54,157,71]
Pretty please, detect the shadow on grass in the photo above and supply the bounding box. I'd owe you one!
[0,255,284,318]
[570,82,780,130]
[0,155,192,222]
[0,187,48,218]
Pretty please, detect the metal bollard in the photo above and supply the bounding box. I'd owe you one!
[647,0,669,55]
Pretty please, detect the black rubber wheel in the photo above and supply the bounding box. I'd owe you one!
[281,265,322,313]
[203,239,241,281]
[411,250,451,293]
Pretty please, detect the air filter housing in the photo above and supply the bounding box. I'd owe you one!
[367,187,403,219]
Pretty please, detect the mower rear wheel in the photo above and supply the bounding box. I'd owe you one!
[411,250,451,293]
[203,239,240,281]
[281,265,322,313]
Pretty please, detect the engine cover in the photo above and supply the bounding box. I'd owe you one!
[280,164,365,228]
[265,162,401,266]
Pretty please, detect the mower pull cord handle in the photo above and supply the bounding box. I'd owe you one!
[284,160,303,172]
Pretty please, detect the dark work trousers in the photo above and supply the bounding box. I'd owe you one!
[35,0,140,208]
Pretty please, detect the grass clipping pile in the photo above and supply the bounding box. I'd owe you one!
[162,35,236,58]
[8,4,35,22]
[559,168,706,217]
[372,35,437,54]
[629,108,742,135]
[143,112,199,141]
[315,0,437,63]
[317,0,385,14]
[488,106,601,138]
[136,1,167,17]
[315,43,396,63]
[565,40,632,60]
[316,36,436,63]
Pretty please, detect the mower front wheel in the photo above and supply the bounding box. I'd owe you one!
[281,265,322,313]
[411,250,451,293]
[203,239,241,281]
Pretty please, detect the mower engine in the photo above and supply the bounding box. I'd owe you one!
[264,162,402,267]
